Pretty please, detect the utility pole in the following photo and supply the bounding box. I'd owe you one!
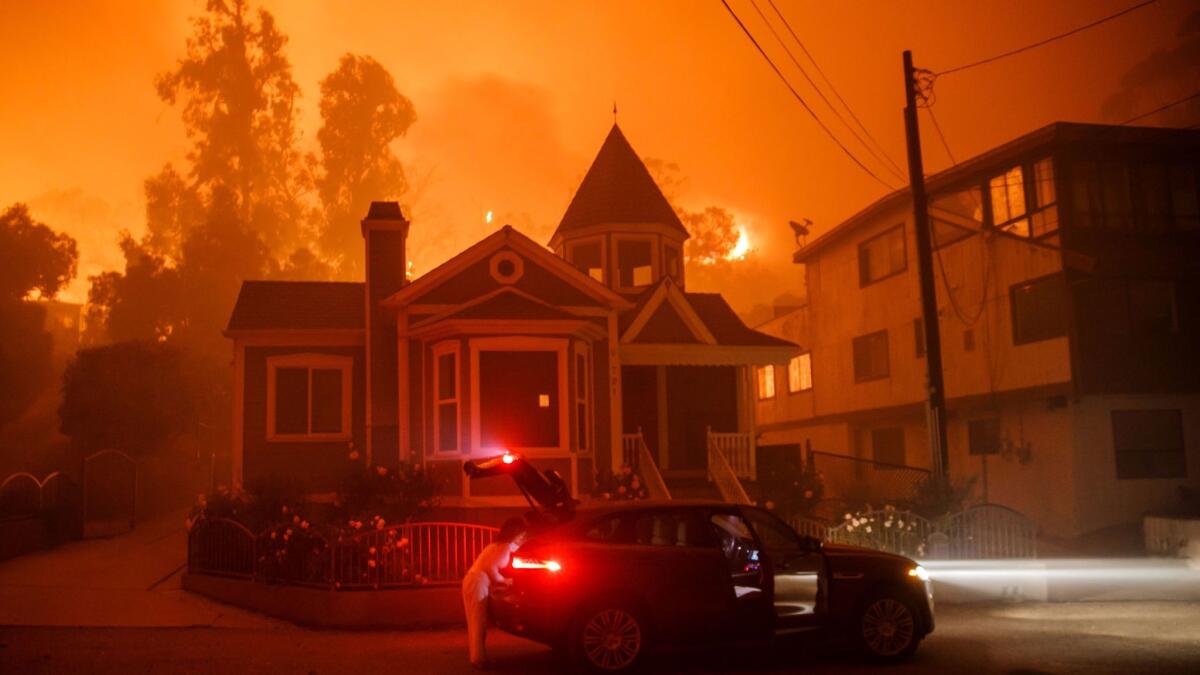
[902,50,950,477]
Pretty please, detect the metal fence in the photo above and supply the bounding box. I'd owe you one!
[790,503,1036,559]
[188,517,499,589]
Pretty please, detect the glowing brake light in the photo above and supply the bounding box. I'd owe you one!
[513,556,562,572]
[501,452,515,465]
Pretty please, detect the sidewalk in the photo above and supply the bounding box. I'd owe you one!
[0,510,284,629]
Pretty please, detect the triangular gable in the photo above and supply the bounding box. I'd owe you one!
[621,278,715,345]
[409,287,576,330]
[383,226,631,311]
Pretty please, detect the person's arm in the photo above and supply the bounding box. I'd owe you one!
[484,544,511,585]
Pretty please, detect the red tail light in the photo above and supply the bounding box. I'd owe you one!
[512,556,562,572]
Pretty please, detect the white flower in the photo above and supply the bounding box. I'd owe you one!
[865,526,872,533]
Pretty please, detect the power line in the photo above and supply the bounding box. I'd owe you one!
[719,0,899,190]
[937,0,1160,77]
[754,0,907,181]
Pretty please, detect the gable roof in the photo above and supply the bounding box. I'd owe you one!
[552,124,688,242]
[226,281,364,331]
[685,292,796,347]
[619,278,795,348]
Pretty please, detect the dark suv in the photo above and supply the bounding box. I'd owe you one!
[465,454,934,671]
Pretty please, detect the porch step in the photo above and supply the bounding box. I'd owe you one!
[663,475,721,500]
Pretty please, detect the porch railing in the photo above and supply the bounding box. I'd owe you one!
[707,442,752,505]
[620,429,671,500]
[706,427,755,480]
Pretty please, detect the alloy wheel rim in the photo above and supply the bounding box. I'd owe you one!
[582,608,642,670]
[861,598,915,656]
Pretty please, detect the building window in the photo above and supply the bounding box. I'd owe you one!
[1010,274,1068,345]
[616,238,654,289]
[1112,409,1186,480]
[574,344,591,454]
[787,353,813,393]
[858,224,906,286]
[968,418,1001,456]
[663,244,682,283]
[913,318,926,358]
[853,330,890,382]
[567,239,605,283]
[871,427,905,466]
[266,354,352,441]
[988,158,1058,238]
[756,365,776,400]
[433,342,460,453]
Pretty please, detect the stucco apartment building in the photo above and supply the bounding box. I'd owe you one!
[754,122,1200,537]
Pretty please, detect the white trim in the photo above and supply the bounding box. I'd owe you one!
[656,365,670,470]
[608,311,623,473]
[621,279,716,345]
[408,318,606,341]
[663,241,684,287]
[265,353,354,442]
[550,221,688,249]
[407,286,571,332]
[232,341,245,488]
[613,233,660,293]
[564,235,608,284]
[469,336,571,457]
[573,341,594,456]
[431,340,461,455]
[365,229,374,466]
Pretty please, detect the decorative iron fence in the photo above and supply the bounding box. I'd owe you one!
[790,503,1036,560]
[187,517,499,589]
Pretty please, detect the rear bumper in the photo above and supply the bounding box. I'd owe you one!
[489,588,563,646]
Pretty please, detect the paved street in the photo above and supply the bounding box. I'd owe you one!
[2,601,1199,674]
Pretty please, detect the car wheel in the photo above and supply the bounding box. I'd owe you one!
[571,605,645,672]
[856,591,921,660]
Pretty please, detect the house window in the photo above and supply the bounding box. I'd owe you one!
[870,428,905,466]
[968,418,1001,456]
[266,354,352,441]
[756,365,776,400]
[1112,409,1186,479]
[433,342,460,453]
[617,238,654,288]
[913,318,926,358]
[663,244,682,282]
[574,345,591,454]
[858,224,906,286]
[853,330,890,382]
[1011,275,1069,345]
[567,239,605,283]
[787,353,812,393]
[988,158,1058,238]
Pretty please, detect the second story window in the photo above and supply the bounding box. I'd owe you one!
[756,365,776,400]
[787,353,812,393]
[1010,274,1068,345]
[663,244,682,283]
[617,239,654,289]
[858,224,906,286]
[987,158,1058,238]
[852,330,890,382]
[567,240,605,282]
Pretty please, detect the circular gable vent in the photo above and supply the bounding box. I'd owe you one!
[489,251,524,285]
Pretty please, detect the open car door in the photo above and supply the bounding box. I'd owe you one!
[463,453,576,523]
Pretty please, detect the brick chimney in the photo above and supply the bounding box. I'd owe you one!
[362,201,409,467]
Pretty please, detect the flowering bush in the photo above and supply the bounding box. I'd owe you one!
[838,504,927,557]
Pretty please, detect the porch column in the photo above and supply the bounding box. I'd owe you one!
[608,310,623,473]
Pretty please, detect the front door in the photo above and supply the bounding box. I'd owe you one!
[666,366,738,472]
[742,506,824,633]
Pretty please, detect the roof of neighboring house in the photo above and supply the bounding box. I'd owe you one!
[793,121,1200,263]
[551,124,688,242]
[685,292,796,347]
[226,281,364,331]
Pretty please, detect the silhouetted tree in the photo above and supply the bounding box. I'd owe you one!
[85,234,183,345]
[59,341,208,456]
[0,204,78,428]
[642,158,740,264]
[311,54,415,277]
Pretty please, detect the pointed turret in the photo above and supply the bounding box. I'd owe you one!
[552,124,689,292]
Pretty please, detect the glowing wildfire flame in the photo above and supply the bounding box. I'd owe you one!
[726,226,751,261]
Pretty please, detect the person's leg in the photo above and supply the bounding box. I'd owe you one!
[462,574,489,665]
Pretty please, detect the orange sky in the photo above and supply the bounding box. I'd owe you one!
[1,0,1194,305]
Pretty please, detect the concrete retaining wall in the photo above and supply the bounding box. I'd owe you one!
[182,573,464,629]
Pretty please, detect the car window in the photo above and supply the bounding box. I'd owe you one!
[743,507,802,552]
[709,513,761,574]
[630,510,716,548]
[584,514,626,542]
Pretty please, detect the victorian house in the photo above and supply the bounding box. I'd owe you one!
[225,124,797,507]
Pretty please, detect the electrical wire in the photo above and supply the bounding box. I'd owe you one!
[719,0,899,190]
[760,0,908,180]
[937,0,1160,77]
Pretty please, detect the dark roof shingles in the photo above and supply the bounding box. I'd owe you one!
[226,281,364,331]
